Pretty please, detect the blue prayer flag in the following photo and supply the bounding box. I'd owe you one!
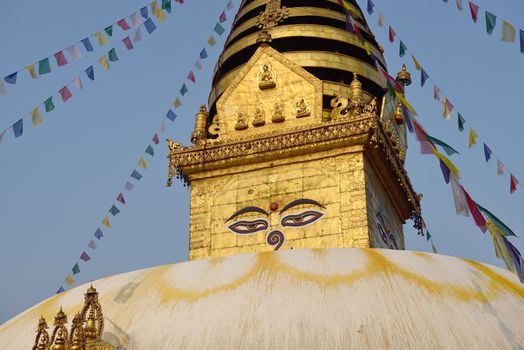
[344,10,355,33]
[94,228,103,239]
[483,143,492,162]
[56,286,65,294]
[85,65,94,81]
[4,72,17,85]
[81,38,94,52]
[146,145,155,156]
[131,170,143,180]
[144,18,157,34]
[200,48,208,59]
[166,109,177,121]
[402,105,414,133]
[13,119,23,138]
[439,160,451,184]
[520,30,524,54]
[140,6,149,19]
[421,69,429,87]
[367,0,374,15]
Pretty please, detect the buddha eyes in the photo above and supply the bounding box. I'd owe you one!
[281,211,324,228]
[227,219,269,235]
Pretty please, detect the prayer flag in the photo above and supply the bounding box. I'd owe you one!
[131,13,142,27]
[103,216,111,228]
[501,21,516,42]
[468,1,479,23]
[4,72,17,84]
[38,58,51,75]
[188,71,196,83]
[411,55,422,71]
[99,55,110,71]
[85,65,95,80]
[88,240,97,250]
[67,45,82,61]
[133,28,143,42]
[208,36,217,46]
[117,18,131,30]
[485,11,496,35]
[44,97,55,112]
[59,86,72,102]
[162,0,172,13]
[504,238,524,282]
[54,51,68,67]
[451,177,469,216]
[180,84,188,96]
[468,128,477,148]
[104,25,113,36]
[367,0,374,15]
[388,26,395,43]
[31,107,43,126]
[195,60,202,70]
[13,119,23,138]
[344,11,355,34]
[483,143,492,162]
[462,187,486,232]
[432,145,460,178]
[521,30,524,54]
[431,243,438,254]
[109,205,120,216]
[124,181,134,191]
[458,113,465,131]
[131,170,143,180]
[477,204,516,237]
[219,11,227,23]
[166,109,177,121]
[160,120,166,131]
[145,18,157,34]
[65,274,75,286]
[80,252,91,262]
[402,105,414,133]
[72,76,83,89]
[214,23,225,35]
[108,48,119,62]
[510,174,519,194]
[426,230,432,241]
[95,228,104,239]
[123,36,134,50]
[173,97,182,108]
[455,0,463,10]
[117,193,126,204]
[25,64,38,79]
[439,159,451,184]
[154,7,167,22]
[421,68,429,87]
[442,97,453,120]
[139,158,148,169]
[141,6,149,19]
[227,0,234,10]
[395,92,417,116]
[82,38,94,51]
[399,41,407,57]
[0,80,5,94]
[146,145,155,156]
[152,133,160,144]
[426,135,459,156]
[95,31,109,46]
[72,263,80,275]
[151,1,159,13]
[377,12,385,27]
[200,48,208,59]
[433,84,441,101]
[0,130,4,142]
[57,286,65,294]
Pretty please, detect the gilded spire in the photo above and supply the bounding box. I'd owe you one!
[256,0,288,43]
[32,316,50,350]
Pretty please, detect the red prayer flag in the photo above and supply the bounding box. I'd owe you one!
[80,251,91,262]
[59,86,72,102]
[54,51,68,67]
[152,133,159,144]
[117,193,126,204]
[219,11,227,23]
[117,19,131,30]
[468,1,479,23]
[462,187,486,232]
[123,36,134,50]
[188,71,196,83]
[510,174,519,194]
[388,26,396,43]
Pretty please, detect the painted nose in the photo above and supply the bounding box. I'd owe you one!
[266,230,285,250]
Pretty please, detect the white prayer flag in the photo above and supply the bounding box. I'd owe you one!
[67,45,82,61]
[72,76,83,89]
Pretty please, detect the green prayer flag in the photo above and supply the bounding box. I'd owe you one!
[399,41,407,57]
[105,25,113,36]
[109,205,120,216]
[44,97,55,112]
[485,11,496,35]
[108,48,119,62]
[72,263,80,275]
[426,230,432,241]
[214,23,225,35]
[426,135,460,156]
[162,0,171,13]
[180,84,188,96]
[458,113,465,132]
[386,81,396,97]
[476,204,516,237]
[38,58,51,75]
[146,145,155,156]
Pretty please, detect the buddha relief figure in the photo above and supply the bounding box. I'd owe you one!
[252,107,266,127]
[235,112,249,130]
[258,63,276,90]
[296,98,310,118]
[271,102,285,123]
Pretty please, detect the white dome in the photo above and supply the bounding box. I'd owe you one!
[1,248,523,349]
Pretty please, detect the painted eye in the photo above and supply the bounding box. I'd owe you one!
[227,219,269,235]
[281,211,324,228]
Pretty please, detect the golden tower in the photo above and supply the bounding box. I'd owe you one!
[168,0,421,260]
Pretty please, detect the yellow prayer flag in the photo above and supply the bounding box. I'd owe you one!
[468,128,477,148]
[102,216,111,228]
[24,64,38,79]
[395,92,418,116]
[486,220,515,272]
[65,274,75,287]
[363,42,371,56]
[95,31,108,46]
[30,107,43,126]
[151,0,159,12]
[431,144,460,179]
[99,55,110,71]
[208,36,217,46]
[340,0,358,17]
[154,8,167,22]
[138,158,148,169]
[411,55,422,71]
[173,97,182,108]
[501,20,516,42]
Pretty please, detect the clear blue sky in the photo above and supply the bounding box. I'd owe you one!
[0,0,522,324]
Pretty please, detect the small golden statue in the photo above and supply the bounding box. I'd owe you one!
[271,102,285,123]
[295,99,310,118]
[258,64,276,90]
[252,107,266,127]
[393,101,404,124]
[235,112,249,130]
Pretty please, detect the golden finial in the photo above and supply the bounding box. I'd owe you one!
[54,307,67,327]
[50,309,69,350]
[32,316,50,350]
[256,0,288,43]
[51,329,67,350]
[192,104,209,146]
[69,313,85,350]
[396,64,412,88]
[84,309,97,340]
[348,73,364,115]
